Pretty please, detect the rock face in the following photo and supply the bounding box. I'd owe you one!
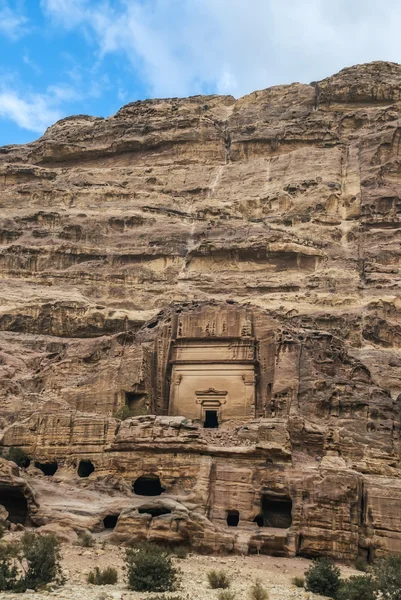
[0,61,400,561]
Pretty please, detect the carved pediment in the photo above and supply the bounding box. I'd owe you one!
[195,388,227,397]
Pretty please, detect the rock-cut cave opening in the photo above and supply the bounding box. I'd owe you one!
[0,485,28,525]
[34,461,58,476]
[78,459,95,478]
[254,494,293,529]
[226,510,240,527]
[138,506,172,517]
[133,475,165,496]
[103,514,119,529]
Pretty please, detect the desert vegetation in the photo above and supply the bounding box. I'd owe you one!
[0,532,63,592]
[125,542,180,592]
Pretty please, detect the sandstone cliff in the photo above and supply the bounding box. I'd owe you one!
[0,61,400,561]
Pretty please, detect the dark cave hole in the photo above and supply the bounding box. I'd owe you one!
[258,495,293,528]
[133,475,165,496]
[253,514,264,527]
[103,514,119,529]
[204,410,219,428]
[0,485,28,524]
[35,461,58,476]
[138,506,172,517]
[78,459,95,478]
[226,510,240,527]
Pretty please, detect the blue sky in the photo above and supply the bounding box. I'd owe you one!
[1,0,401,145]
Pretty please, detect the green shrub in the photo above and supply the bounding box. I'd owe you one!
[249,578,269,600]
[77,532,94,548]
[113,404,148,421]
[207,569,231,589]
[337,575,376,600]
[0,541,19,591]
[373,554,401,600]
[87,566,118,585]
[113,405,132,421]
[218,590,236,600]
[0,533,63,592]
[305,557,341,598]
[19,532,63,591]
[292,576,305,588]
[4,447,30,468]
[354,556,369,572]
[126,543,180,592]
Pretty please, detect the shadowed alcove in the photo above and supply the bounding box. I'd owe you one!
[254,494,292,528]
[125,388,148,415]
[78,460,95,478]
[103,514,119,529]
[0,485,28,524]
[226,510,240,527]
[138,506,172,517]
[133,475,165,496]
[35,461,58,476]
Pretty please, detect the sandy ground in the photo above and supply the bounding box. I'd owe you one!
[1,538,359,600]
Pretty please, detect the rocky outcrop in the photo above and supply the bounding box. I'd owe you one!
[0,61,400,561]
[0,457,37,527]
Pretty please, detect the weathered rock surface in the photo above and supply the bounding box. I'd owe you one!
[0,61,401,561]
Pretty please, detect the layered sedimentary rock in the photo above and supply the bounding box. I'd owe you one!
[0,61,400,560]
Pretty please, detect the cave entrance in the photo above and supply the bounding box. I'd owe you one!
[138,506,172,517]
[35,461,58,476]
[204,410,219,429]
[103,514,119,529]
[257,494,292,528]
[78,460,95,478]
[226,510,240,527]
[0,485,28,525]
[133,475,165,496]
[125,391,147,415]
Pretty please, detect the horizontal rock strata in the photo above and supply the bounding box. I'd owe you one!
[0,61,400,560]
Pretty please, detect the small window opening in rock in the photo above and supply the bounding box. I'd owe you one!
[226,510,240,527]
[35,461,58,476]
[138,506,172,517]
[204,410,219,428]
[0,485,28,524]
[78,460,95,478]
[125,391,147,414]
[260,494,292,528]
[103,514,119,529]
[133,475,165,496]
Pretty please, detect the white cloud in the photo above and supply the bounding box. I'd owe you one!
[46,84,80,102]
[41,0,401,99]
[23,54,42,75]
[0,3,28,40]
[0,89,66,133]
[40,0,87,27]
